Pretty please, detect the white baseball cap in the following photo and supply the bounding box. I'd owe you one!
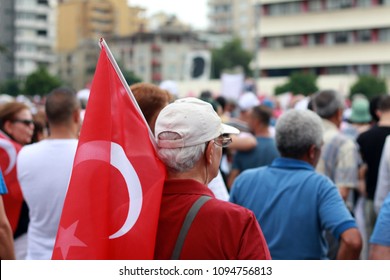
[155,97,239,148]
[238,91,260,111]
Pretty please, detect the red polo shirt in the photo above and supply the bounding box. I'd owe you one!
[154,179,271,260]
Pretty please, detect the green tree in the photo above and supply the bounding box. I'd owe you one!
[23,66,62,96]
[0,79,22,96]
[350,75,388,100]
[275,72,319,96]
[123,69,142,86]
[211,38,253,79]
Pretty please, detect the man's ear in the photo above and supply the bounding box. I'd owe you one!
[308,144,317,161]
[205,141,214,165]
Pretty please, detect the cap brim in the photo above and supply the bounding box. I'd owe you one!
[221,123,240,135]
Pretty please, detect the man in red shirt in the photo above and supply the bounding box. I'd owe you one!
[154,97,271,260]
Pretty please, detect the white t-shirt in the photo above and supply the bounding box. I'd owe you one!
[17,139,78,260]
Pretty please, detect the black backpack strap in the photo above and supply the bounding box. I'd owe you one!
[171,195,211,260]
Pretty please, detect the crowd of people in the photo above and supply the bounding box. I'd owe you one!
[0,82,389,260]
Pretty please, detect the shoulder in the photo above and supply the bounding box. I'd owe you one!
[18,141,44,157]
[206,198,255,218]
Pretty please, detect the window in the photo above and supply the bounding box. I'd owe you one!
[379,28,390,41]
[308,0,322,12]
[327,0,354,9]
[356,65,371,75]
[37,30,47,36]
[356,30,371,42]
[356,0,371,7]
[283,35,301,47]
[379,64,390,76]
[267,37,283,49]
[308,33,323,45]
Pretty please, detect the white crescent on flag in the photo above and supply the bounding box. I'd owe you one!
[74,140,143,239]
[0,139,17,174]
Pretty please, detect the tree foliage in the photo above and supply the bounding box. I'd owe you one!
[123,69,142,86]
[0,79,22,96]
[275,72,319,96]
[23,66,62,96]
[211,38,253,79]
[350,75,388,100]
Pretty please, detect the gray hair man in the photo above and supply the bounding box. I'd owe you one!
[312,90,359,203]
[230,109,362,259]
[153,97,271,260]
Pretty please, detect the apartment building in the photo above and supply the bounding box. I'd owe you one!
[256,0,390,78]
[110,25,209,84]
[0,0,56,82]
[56,0,147,89]
[208,0,256,50]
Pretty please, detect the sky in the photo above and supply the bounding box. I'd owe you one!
[128,0,208,30]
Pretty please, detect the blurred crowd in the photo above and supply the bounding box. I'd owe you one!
[0,81,390,260]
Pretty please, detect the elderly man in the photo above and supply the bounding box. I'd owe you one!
[230,109,362,260]
[311,89,359,204]
[153,97,270,260]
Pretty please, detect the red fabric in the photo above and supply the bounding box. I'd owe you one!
[51,44,165,260]
[154,179,271,260]
[0,131,23,233]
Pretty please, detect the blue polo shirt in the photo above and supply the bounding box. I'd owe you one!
[230,157,357,260]
[370,193,390,246]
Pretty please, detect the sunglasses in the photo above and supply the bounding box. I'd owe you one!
[12,119,34,126]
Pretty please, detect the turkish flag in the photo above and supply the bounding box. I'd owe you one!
[51,40,166,259]
[0,131,23,233]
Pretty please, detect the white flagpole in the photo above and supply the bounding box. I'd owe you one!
[98,38,158,151]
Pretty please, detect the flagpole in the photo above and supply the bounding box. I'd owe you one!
[98,38,158,151]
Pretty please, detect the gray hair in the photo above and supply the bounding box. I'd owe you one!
[312,89,344,119]
[275,109,323,158]
[157,132,206,172]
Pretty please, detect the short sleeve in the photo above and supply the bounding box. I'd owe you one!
[370,193,390,246]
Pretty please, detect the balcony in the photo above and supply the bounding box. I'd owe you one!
[258,42,390,69]
[260,6,390,37]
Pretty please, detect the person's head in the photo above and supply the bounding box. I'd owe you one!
[369,95,382,123]
[377,95,390,116]
[155,97,239,183]
[131,82,172,134]
[312,89,344,126]
[0,102,34,145]
[238,92,260,123]
[248,105,272,132]
[31,108,49,143]
[275,109,323,167]
[349,96,371,124]
[45,87,81,134]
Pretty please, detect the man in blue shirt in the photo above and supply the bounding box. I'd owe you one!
[228,105,279,187]
[369,192,390,259]
[0,171,15,259]
[230,109,362,259]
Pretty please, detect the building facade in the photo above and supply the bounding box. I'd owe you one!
[207,0,256,50]
[256,0,390,78]
[56,0,147,89]
[109,23,210,85]
[0,0,56,83]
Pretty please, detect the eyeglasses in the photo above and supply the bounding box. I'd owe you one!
[12,119,34,126]
[213,135,232,148]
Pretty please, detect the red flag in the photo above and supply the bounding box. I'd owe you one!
[51,40,166,259]
[0,131,23,232]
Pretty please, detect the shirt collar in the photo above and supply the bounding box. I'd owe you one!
[271,157,314,171]
[322,119,338,131]
[163,179,215,197]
